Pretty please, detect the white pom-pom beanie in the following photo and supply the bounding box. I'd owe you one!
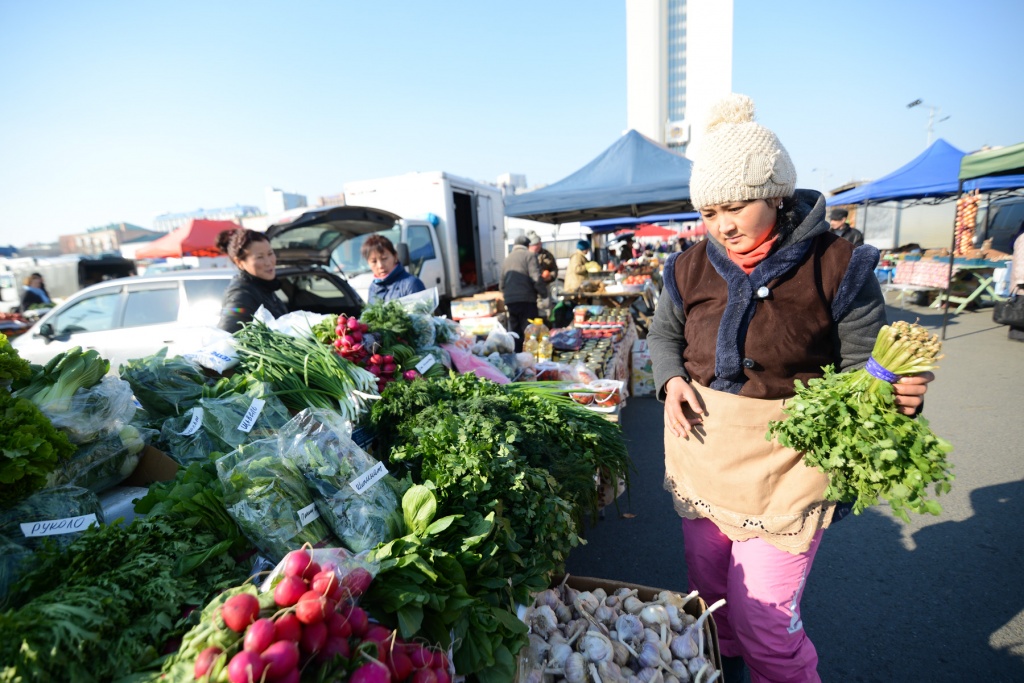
[689,94,796,209]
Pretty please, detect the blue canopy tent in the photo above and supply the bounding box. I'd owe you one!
[581,211,700,234]
[828,139,1024,206]
[504,130,693,224]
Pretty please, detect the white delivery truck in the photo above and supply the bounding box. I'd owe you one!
[0,255,137,314]
[339,172,506,304]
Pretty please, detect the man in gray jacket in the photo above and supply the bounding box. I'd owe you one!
[500,235,548,352]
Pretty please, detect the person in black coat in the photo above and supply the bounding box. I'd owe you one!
[19,272,51,312]
[217,229,289,333]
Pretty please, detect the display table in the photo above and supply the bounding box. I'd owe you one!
[888,258,1007,313]
[930,264,1006,313]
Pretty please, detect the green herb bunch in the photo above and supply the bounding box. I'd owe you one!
[358,300,416,349]
[0,390,75,508]
[0,334,31,386]
[768,321,953,522]
[363,373,631,682]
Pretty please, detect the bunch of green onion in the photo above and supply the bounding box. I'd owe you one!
[768,321,954,522]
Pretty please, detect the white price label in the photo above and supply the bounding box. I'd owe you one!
[297,503,321,527]
[180,408,204,436]
[21,514,99,538]
[350,461,388,495]
[415,355,436,374]
[237,398,266,433]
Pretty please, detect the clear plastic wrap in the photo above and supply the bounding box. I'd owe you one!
[45,425,157,493]
[118,348,208,421]
[40,375,137,445]
[278,409,404,553]
[159,382,291,465]
[0,485,104,554]
[215,438,338,563]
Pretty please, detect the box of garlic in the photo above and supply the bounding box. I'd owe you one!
[517,575,723,683]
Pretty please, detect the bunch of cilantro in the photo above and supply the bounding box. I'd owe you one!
[768,321,953,522]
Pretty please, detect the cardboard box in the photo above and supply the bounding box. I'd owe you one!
[518,575,722,680]
[631,339,655,397]
[121,445,179,487]
[451,297,502,320]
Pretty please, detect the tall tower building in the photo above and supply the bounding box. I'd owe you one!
[626,0,734,158]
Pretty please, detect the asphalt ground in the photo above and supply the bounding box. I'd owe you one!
[565,299,1024,681]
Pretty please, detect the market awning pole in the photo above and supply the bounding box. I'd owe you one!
[941,180,964,340]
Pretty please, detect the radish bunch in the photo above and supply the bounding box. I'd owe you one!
[187,548,449,683]
[334,315,371,365]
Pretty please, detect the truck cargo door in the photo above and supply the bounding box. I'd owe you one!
[452,191,481,292]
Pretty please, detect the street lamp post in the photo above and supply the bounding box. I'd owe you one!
[907,99,950,147]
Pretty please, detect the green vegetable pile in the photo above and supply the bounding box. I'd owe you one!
[361,373,632,682]
[0,389,75,508]
[119,348,208,422]
[768,320,954,522]
[0,516,248,681]
[0,334,31,386]
[359,300,416,349]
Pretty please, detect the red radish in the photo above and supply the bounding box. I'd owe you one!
[193,646,223,679]
[311,569,339,597]
[383,355,394,364]
[333,339,344,349]
[342,334,356,347]
[351,661,392,683]
[403,369,419,381]
[369,353,384,366]
[301,561,322,582]
[221,593,261,633]
[367,364,382,377]
[243,618,276,653]
[382,363,397,375]
[295,591,329,625]
[274,576,308,608]
[347,316,361,330]
[340,567,374,599]
[274,612,302,642]
[300,620,328,654]
[388,651,413,681]
[351,330,363,343]
[262,640,300,681]
[227,651,266,683]
[433,666,451,683]
[275,669,301,683]
[365,624,393,644]
[317,635,351,663]
[412,668,438,683]
[347,605,369,637]
[407,644,433,669]
[325,611,352,638]
[283,550,313,578]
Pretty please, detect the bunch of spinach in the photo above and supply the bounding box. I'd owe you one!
[361,485,528,683]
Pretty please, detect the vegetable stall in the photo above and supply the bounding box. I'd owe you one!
[0,296,726,683]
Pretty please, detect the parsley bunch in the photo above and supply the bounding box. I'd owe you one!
[768,321,953,522]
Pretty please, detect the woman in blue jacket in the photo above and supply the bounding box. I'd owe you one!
[362,235,425,304]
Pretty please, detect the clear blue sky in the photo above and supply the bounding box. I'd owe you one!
[2,0,1022,246]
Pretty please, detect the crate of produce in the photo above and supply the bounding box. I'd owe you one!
[451,296,503,320]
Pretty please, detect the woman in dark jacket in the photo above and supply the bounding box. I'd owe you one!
[362,234,425,304]
[217,229,289,332]
[19,273,52,312]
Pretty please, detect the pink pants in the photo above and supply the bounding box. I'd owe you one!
[682,517,823,683]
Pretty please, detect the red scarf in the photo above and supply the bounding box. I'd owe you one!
[727,227,779,274]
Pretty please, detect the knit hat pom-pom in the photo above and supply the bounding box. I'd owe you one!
[705,94,756,132]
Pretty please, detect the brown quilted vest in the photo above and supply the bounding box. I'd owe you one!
[674,233,855,399]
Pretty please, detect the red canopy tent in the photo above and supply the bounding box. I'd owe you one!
[677,222,707,240]
[135,220,240,259]
[633,223,677,239]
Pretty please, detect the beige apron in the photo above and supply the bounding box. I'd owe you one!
[663,383,835,554]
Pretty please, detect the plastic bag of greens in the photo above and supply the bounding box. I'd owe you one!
[40,375,137,445]
[279,409,404,553]
[216,438,337,563]
[45,425,156,494]
[118,348,208,421]
[0,485,104,554]
[0,536,33,605]
[160,382,291,465]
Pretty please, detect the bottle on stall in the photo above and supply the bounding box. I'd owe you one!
[524,318,551,361]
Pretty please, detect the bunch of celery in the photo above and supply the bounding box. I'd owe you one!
[768,321,953,522]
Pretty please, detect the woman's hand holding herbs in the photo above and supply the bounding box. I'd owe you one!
[664,376,704,439]
[893,371,935,416]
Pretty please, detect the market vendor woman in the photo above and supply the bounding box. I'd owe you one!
[648,94,933,682]
[218,228,288,333]
[362,234,425,304]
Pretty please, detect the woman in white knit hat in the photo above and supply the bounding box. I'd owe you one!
[648,95,934,682]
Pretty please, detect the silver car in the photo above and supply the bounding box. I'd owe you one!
[12,266,363,370]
